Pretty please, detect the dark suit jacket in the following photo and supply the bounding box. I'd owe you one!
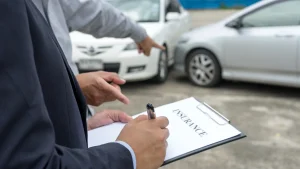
[0,0,133,168]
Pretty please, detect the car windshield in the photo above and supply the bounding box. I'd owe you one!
[110,0,160,22]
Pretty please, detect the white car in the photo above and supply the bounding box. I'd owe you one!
[70,0,190,83]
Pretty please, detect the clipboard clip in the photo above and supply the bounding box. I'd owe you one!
[197,102,230,125]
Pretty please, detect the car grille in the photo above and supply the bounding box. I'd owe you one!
[76,45,112,56]
[77,63,120,74]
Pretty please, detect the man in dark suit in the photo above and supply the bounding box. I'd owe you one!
[0,0,169,169]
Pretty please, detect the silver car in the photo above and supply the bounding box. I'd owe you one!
[174,0,300,88]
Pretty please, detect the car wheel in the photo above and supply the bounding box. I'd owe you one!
[186,49,221,87]
[152,49,168,83]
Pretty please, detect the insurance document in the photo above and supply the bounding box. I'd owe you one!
[88,97,245,164]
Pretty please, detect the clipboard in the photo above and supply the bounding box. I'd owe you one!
[87,97,247,166]
[161,100,247,166]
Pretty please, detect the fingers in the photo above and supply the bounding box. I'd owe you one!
[134,115,169,128]
[162,128,170,140]
[111,76,126,85]
[87,111,115,130]
[118,111,133,123]
[99,78,130,105]
[153,42,165,50]
[107,110,132,123]
[111,83,121,92]
[100,72,126,85]
[155,116,169,129]
[97,73,129,104]
[112,88,130,105]
[136,44,143,54]
[160,129,169,148]
[114,91,130,105]
[144,43,164,56]
[144,49,151,56]
[134,114,148,122]
[147,36,165,50]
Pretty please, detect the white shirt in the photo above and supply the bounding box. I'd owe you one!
[32,0,147,75]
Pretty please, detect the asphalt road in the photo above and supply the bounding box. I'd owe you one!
[96,71,300,169]
[95,10,300,169]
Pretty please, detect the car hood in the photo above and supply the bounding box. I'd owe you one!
[187,23,221,36]
[178,23,224,43]
[70,22,162,45]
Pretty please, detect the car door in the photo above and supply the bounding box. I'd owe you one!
[177,6,191,36]
[223,0,300,85]
[164,0,185,62]
[163,1,180,61]
[168,0,190,41]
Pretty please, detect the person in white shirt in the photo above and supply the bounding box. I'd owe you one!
[32,0,165,119]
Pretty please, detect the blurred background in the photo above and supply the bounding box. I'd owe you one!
[71,0,300,169]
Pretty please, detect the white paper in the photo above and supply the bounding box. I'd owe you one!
[88,97,242,161]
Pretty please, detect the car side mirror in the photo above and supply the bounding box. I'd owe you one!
[166,12,180,21]
[226,19,243,29]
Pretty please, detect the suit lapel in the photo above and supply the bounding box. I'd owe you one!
[31,0,88,139]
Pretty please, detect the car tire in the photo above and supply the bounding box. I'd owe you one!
[152,49,168,83]
[185,49,221,87]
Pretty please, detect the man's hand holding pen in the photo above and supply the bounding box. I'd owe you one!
[116,104,169,169]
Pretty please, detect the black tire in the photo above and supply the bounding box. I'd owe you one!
[152,49,169,83]
[185,49,221,87]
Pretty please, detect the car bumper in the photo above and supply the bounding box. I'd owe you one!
[73,48,159,82]
[174,43,190,74]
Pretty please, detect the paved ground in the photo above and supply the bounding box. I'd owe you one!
[95,10,300,169]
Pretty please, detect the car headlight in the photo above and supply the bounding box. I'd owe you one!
[124,42,137,51]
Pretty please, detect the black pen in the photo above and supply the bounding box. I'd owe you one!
[146,103,156,119]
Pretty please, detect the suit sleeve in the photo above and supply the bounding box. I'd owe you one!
[59,0,148,42]
[0,0,134,169]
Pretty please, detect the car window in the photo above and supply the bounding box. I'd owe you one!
[166,0,181,13]
[111,0,160,22]
[241,0,300,27]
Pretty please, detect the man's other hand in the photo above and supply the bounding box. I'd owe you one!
[116,115,170,169]
[136,36,165,56]
[76,71,130,106]
[87,110,132,130]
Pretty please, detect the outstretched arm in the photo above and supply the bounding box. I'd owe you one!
[61,0,147,42]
